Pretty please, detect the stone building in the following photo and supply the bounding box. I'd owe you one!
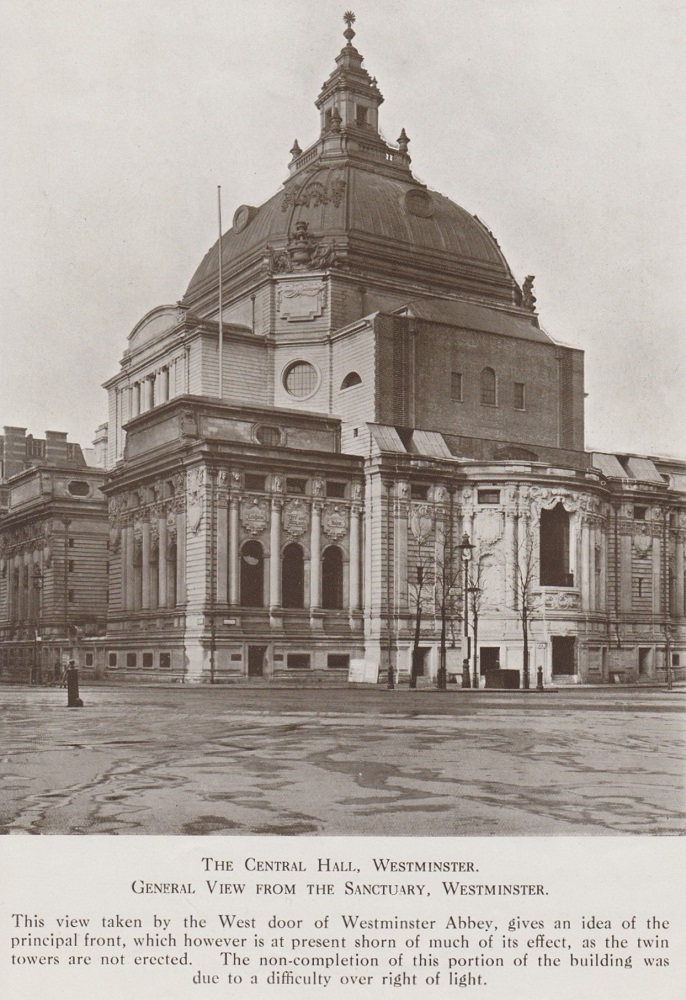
[0,427,108,681]
[100,15,685,685]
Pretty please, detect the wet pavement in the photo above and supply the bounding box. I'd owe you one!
[0,684,684,836]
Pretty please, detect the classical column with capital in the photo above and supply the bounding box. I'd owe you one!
[228,496,240,605]
[310,501,322,610]
[349,503,362,613]
[269,497,282,609]
[216,476,228,607]
[157,512,168,608]
[141,520,151,610]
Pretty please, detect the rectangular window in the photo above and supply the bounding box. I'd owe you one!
[68,560,75,572]
[273,653,284,662]
[287,653,310,669]
[85,653,93,666]
[142,652,154,668]
[244,473,266,491]
[673,654,680,667]
[634,506,648,520]
[478,489,500,504]
[450,371,463,401]
[159,653,171,669]
[108,653,117,668]
[514,382,526,409]
[126,653,137,667]
[327,654,350,669]
[417,566,425,585]
[411,484,429,500]
[68,589,75,602]
[286,477,307,494]
[356,105,368,126]
[230,653,242,662]
[326,481,346,498]
[68,538,75,548]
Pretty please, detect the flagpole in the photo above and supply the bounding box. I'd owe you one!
[217,185,223,399]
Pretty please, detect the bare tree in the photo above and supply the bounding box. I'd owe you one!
[512,522,540,690]
[467,553,487,689]
[434,525,464,690]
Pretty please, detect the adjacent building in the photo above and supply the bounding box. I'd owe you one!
[0,427,108,681]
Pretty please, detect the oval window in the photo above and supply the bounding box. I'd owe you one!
[255,425,283,446]
[67,480,90,497]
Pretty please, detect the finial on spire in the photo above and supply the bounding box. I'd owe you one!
[397,128,410,154]
[343,10,356,45]
[290,139,302,159]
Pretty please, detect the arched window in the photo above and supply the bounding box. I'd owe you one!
[240,540,264,608]
[481,367,497,406]
[539,503,571,587]
[282,542,304,609]
[322,546,344,609]
[167,543,177,607]
[341,371,362,390]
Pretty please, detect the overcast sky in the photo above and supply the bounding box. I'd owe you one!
[2,0,684,459]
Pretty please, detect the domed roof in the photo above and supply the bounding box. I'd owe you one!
[183,17,518,308]
[184,163,512,302]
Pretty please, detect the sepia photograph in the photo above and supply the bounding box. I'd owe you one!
[1,0,684,842]
[2,3,685,997]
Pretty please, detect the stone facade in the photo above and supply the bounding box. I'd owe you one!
[8,16,684,686]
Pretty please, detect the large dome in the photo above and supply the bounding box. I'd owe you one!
[184,162,513,303]
[183,22,520,309]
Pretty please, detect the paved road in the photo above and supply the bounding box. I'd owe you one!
[1,685,683,836]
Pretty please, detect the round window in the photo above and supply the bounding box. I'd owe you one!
[283,361,319,399]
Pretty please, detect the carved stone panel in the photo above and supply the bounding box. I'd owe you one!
[409,504,433,542]
[282,498,309,537]
[240,498,269,537]
[633,527,652,558]
[187,467,204,534]
[322,504,348,541]
[277,281,326,322]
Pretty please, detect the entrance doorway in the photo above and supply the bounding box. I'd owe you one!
[552,636,576,676]
[247,645,267,677]
[479,647,500,676]
[638,647,652,676]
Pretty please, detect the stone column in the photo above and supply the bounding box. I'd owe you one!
[569,512,578,587]
[675,536,685,617]
[143,376,154,412]
[125,525,135,611]
[176,510,186,605]
[141,521,151,610]
[310,501,322,609]
[652,535,662,616]
[269,498,282,609]
[580,520,591,609]
[504,506,517,607]
[158,513,168,608]
[228,497,240,605]
[394,484,408,613]
[216,484,228,606]
[159,367,169,404]
[349,504,362,612]
[131,383,140,418]
[589,524,597,610]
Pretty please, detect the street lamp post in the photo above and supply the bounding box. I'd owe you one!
[468,583,481,690]
[458,533,474,689]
